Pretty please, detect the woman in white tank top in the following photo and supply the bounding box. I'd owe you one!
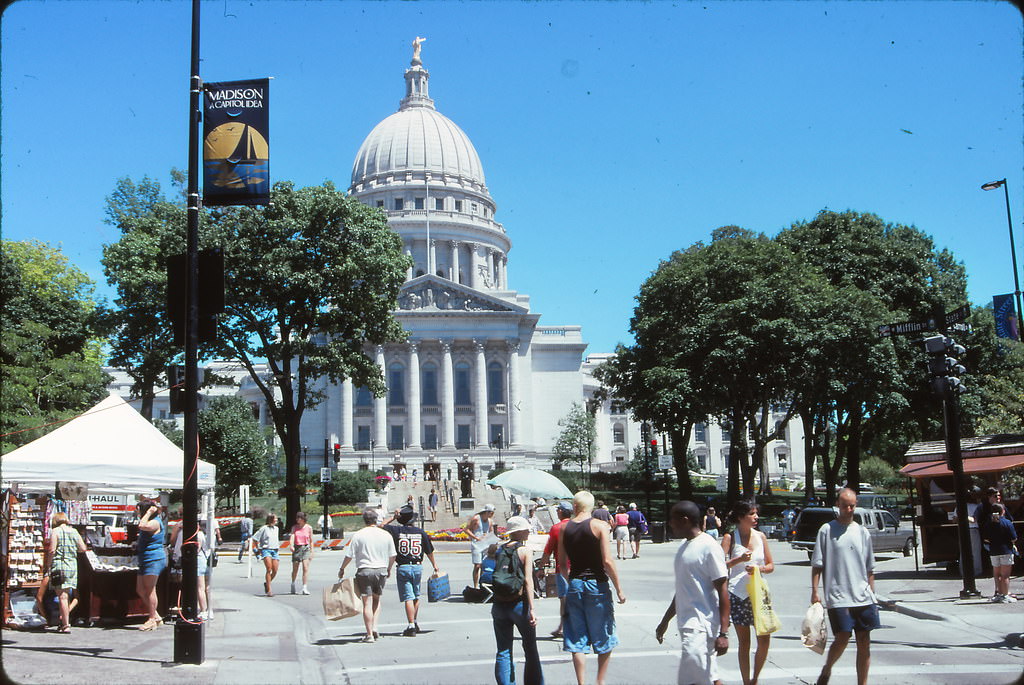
[721,500,775,685]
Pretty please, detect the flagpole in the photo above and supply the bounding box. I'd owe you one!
[425,178,431,275]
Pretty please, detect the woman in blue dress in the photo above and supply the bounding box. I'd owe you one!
[135,501,166,630]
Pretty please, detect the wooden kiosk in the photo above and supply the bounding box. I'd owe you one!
[901,434,1024,566]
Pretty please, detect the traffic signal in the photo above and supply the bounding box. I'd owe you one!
[650,439,659,458]
[167,365,185,414]
[923,335,967,399]
[332,443,341,463]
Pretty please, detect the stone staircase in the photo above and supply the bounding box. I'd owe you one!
[386,479,511,531]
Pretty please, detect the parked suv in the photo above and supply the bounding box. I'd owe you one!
[791,506,915,560]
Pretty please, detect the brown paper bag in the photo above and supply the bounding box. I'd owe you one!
[323,579,360,621]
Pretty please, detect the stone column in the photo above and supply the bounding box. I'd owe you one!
[441,340,455,448]
[429,240,437,278]
[340,378,354,449]
[408,341,422,449]
[404,246,413,280]
[374,345,388,449]
[507,339,521,447]
[468,243,479,289]
[450,241,460,283]
[474,339,488,448]
[500,255,508,289]
[325,373,339,449]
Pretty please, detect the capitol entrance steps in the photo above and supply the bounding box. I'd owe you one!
[385,478,509,531]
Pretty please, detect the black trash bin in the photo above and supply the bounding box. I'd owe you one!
[650,521,666,544]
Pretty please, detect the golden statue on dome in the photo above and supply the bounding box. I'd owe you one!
[411,36,426,66]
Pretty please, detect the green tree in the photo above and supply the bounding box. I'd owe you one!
[197,396,270,504]
[210,181,409,529]
[1,240,109,453]
[777,210,968,498]
[553,402,597,487]
[321,469,378,506]
[101,173,189,420]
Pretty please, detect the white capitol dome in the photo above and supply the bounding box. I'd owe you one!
[351,106,486,189]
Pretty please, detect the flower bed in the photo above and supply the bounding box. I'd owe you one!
[427,526,509,542]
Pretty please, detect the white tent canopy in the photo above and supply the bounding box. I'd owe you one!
[2,394,215,492]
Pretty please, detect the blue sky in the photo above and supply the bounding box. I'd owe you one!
[3,1,1021,355]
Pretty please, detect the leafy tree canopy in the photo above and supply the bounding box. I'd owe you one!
[197,396,271,502]
[1,240,109,453]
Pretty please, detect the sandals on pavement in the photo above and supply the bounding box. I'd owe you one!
[138,617,162,631]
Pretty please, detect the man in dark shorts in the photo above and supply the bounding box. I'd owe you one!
[339,508,396,643]
[810,488,878,685]
[383,505,440,636]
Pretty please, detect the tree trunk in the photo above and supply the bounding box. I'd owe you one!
[845,410,863,492]
[671,425,693,501]
[726,409,743,506]
[801,412,817,503]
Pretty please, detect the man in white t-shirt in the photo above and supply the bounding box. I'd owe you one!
[339,508,397,643]
[656,501,730,685]
[810,488,877,685]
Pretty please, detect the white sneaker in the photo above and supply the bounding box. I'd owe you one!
[198,611,208,621]
[206,609,215,619]
[301,586,310,595]
[1006,595,1018,603]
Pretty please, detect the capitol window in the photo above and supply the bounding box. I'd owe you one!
[421,363,438,406]
[454,362,471,405]
[394,198,404,210]
[435,198,444,210]
[612,425,625,444]
[376,200,384,208]
[487,362,504,405]
[389,363,406,406]
[414,197,424,210]
[454,200,463,212]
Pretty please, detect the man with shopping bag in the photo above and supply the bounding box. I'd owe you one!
[339,508,397,644]
[810,488,877,685]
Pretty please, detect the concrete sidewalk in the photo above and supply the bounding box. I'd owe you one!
[873,552,1024,646]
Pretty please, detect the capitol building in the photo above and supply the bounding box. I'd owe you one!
[108,44,804,482]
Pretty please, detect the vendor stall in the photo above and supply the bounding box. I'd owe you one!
[901,434,1024,566]
[1,394,215,627]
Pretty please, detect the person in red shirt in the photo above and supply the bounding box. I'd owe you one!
[539,501,573,637]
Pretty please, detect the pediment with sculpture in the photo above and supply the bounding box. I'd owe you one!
[396,277,523,314]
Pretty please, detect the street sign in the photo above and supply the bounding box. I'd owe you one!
[320,467,331,483]
[878,305,971,338]
[658,453,673,470]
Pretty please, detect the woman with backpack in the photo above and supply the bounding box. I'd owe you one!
[490,516,544,685]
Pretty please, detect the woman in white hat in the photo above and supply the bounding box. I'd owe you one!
[491,516,543,685]
[465,504,497,588]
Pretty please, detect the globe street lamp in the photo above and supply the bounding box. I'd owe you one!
[982,178,1022,333]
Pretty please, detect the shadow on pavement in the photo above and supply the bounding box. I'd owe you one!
[1,644,164,664]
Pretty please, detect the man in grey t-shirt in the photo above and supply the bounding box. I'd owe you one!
[810,488,877,685]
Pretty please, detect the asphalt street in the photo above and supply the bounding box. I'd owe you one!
[2,538,1022,684]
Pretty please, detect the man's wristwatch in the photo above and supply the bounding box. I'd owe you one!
[718,631,729,638]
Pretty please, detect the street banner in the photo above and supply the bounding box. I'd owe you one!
[993,293,1019,340]
[203,78,270,206]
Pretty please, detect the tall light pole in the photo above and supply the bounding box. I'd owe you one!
[982,178,1022,333]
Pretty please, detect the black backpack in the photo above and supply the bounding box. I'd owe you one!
[491,542,525,601]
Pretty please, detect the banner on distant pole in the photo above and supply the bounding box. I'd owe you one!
[203,78,270,206]
[993,293,1019,340]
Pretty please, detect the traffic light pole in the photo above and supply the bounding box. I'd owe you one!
[642,423,651,519]
[323,438,330,542]
[174,0,205,663]
[941,393,980,598]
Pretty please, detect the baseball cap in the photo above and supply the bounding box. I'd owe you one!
[398,505,416,523]
[557,502,573,513]
[505,516,530,534]
[482,504,495,513]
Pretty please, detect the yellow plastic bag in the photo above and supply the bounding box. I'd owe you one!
[747,566,781,636]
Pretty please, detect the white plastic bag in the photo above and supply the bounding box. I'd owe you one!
[801,601,827,654]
